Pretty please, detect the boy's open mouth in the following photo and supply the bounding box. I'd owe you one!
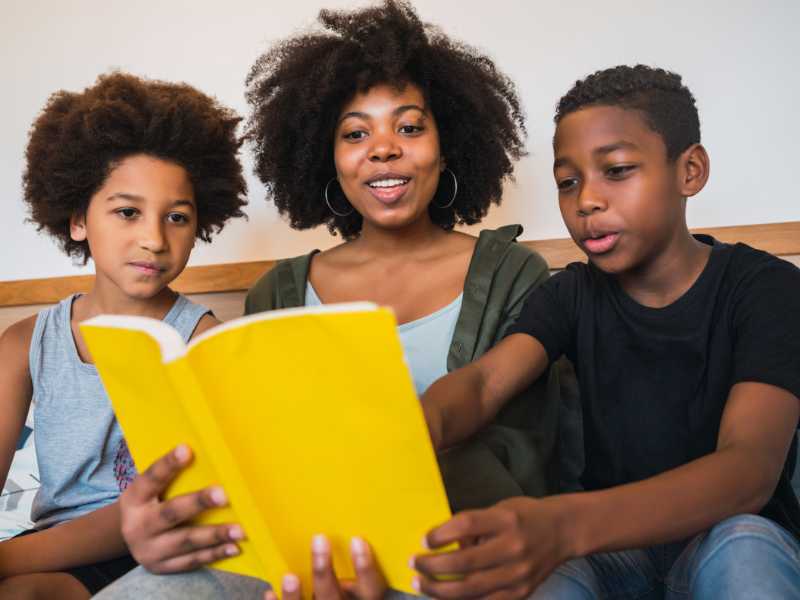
[584,232,620,254]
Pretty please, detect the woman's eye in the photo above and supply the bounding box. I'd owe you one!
[606,165,636,179]
[116,208,138,219]
[343,130,367,140]
[399,124,423,134]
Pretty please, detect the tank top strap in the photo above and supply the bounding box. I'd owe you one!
[163,294,211,342]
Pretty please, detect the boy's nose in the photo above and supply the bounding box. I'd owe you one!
[576,183,608,216]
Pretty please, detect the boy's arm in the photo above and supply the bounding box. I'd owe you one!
[0,501,128,576]
[413,381,799,599]
[421,333,550,450]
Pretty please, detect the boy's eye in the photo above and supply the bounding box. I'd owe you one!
[557,177,578,191]
[606,165,636,179]
[167,212,191,224]
[116,207,138,219]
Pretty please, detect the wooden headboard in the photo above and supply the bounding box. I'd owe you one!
[2,221,799,334]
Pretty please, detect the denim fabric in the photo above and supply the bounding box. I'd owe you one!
[531,515,800,599]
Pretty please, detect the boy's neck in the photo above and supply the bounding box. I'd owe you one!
[616,230,712,309]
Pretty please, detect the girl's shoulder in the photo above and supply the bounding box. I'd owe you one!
[0,313,37,379]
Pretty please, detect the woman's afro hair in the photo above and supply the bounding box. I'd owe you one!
[245,0,526,239]
[555,64,700,161]
[23,72,248,262]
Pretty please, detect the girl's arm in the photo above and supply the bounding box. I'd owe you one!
[0,317,36,490]
[0,501,127,576]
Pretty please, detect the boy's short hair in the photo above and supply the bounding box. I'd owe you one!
[555,64,700,161]
[23,72,248,263]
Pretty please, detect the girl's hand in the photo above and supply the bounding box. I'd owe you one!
[120,445,244,573]
[412,497,573,600]
[264,534,387,600]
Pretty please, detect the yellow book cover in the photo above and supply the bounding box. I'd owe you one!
[80,303,451,595]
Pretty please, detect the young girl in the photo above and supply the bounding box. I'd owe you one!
[0,72,247,599]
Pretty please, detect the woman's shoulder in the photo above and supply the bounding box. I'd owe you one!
[245,251,317,313]
[473,225,549,277]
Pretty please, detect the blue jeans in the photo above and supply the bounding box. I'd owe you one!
[531,515,800,599]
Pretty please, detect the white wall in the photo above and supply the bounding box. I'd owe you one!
[2,0,798,282]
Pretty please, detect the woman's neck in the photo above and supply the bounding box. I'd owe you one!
[350,215,450,262]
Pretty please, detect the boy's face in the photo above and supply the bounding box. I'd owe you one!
[70,154,197,301]
[553,105,688,275]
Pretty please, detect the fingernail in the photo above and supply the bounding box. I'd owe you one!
[411,577,421,592]
[408,556,415,570]
[282,574,299,593]
[421,535,430,550]
[312,533,329,553]
[174,444,190,462]
[228,525,245,540]
[350,536,367,555]
[225,544,240,557]
[209,487,227,506]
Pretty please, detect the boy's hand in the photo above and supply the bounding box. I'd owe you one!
[120,445,244,573]
[264,534,387,600]
[412,497,573,599]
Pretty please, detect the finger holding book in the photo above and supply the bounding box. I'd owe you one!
[263,534,387,600]
[412,497,570,600]
[120,445,244,573]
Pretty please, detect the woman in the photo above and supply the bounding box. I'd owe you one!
[97,2,575,598]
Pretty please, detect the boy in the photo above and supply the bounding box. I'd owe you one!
[412,65,800,598]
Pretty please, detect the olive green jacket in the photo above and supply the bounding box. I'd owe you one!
[245,225,574,511]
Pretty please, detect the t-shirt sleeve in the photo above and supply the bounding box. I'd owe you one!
[732,257,800,402]
[506,267,579,362]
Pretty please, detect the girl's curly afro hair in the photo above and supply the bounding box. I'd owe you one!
[245,0,526,239]
[23,72,248,263]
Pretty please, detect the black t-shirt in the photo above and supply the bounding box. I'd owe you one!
[509,235,800,539]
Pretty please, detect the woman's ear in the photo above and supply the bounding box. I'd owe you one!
[70,213,87,242]
[678,143,710,198]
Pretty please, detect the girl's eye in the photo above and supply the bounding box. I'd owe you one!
[167,212,190,224]
[116,208,138,219]
[606,165,636,179]
[557,177,578,191]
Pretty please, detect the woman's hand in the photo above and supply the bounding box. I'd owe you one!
[120,445,245,573]
[264,534,387,600]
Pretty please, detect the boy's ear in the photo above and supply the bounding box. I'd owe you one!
[677,143,710,198]
[69,213,87,242]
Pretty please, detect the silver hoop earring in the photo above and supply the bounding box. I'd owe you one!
[324,177,354,217]
[433,168,458,209]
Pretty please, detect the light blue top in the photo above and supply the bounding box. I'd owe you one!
[305,283,463,395]
[29,294,209,529]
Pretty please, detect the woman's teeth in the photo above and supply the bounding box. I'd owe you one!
[368,178,408,188]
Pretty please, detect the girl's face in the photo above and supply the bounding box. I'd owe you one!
[70,154,197,301]
[333,83,445,232]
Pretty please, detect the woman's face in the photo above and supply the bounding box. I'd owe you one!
[333,83,444,231]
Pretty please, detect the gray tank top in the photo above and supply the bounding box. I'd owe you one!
[29,294,209,529]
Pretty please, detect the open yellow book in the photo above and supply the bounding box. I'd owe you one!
[80,303,451,595]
